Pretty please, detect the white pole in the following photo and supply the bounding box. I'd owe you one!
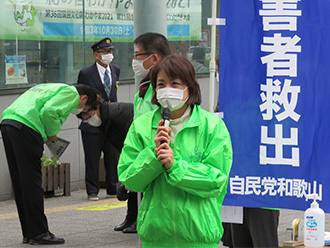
[16,36,18,56]
[133,2,167,247]
[208,0,218,113]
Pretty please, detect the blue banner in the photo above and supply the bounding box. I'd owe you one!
[219,0,330,212]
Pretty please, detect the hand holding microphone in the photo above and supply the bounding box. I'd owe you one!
[155,107,171,147]
[154,107,174,169]
[160,107,170,144]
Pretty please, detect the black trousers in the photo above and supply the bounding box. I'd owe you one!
[230,207,279,248]
[126,192,138,222]
[1,124,49,239]
[81,131,119,195]
[221,222,233,248]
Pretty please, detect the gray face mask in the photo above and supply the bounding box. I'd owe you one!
[85,113,102,127]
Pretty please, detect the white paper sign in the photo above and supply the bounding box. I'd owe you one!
[220,206,243,224]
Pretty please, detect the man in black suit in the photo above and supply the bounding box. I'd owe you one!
[77,37,120,201]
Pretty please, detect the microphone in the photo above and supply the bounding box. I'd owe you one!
[161,107,170,144]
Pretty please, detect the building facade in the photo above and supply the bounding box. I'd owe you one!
[0,0,219,200]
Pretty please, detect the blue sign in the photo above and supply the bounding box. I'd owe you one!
[43,23,189,38]
[219,0,330,212]
[43,23,134,37]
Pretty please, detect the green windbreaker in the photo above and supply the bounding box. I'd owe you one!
[133,85,157,119]
[1,83,80,142]
[118,105,233,248]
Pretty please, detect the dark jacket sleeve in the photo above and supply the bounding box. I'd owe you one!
[100,102,134,152]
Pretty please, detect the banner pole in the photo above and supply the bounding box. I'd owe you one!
[208,0,218,113]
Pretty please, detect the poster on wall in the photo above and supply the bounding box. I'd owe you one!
[1,0,201,42]
[5,55,28,85]
[219,0,330,212]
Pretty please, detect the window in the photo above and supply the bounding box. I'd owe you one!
[0,0,217,90]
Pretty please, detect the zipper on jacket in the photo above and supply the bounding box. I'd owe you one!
[171,186,178,247]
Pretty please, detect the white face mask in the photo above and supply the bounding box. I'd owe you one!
[71,97,87,115]
[71,108,83,115]
[132,54,154,78]
[100,53,114,65]
[85,113,102,127]
[156,87,188,111]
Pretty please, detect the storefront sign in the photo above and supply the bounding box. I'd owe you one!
[2,0,201,42]
[219,0,330,212]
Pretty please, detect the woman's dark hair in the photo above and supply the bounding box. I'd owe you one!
[151,55,202,106]
[134,32,171,58]
[74,84,97,110]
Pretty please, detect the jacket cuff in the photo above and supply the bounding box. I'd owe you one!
[165,158,186,186]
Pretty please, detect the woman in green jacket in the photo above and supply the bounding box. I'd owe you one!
[118,55,233,248]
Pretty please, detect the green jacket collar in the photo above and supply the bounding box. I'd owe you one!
[151,105,202,129]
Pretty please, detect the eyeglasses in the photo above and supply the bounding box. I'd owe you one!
[133,52,152,59]
[97,49,113,55]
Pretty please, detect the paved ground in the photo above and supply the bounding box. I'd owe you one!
[0,189,329,248]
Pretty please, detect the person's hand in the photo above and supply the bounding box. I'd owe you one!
[155,143,174,170]
[154,120,173,170]
[47,135,57,141]
[154,119,171,148]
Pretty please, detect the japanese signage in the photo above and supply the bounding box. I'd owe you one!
[5,55,28,84]
[1,0,201,42]
[219,0,330,212]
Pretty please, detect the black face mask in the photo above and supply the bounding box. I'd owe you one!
[76,113,83,119]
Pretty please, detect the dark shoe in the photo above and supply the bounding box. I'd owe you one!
[88,194,99,201]
[122,222,137,233]
[114,219,134,231]
[22,237,29,244]
[29,232,65,245]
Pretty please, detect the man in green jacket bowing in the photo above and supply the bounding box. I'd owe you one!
[0,83,97,245]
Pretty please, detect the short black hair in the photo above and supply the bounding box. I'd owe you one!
[74,84,97,110]
[134,32,171,58]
